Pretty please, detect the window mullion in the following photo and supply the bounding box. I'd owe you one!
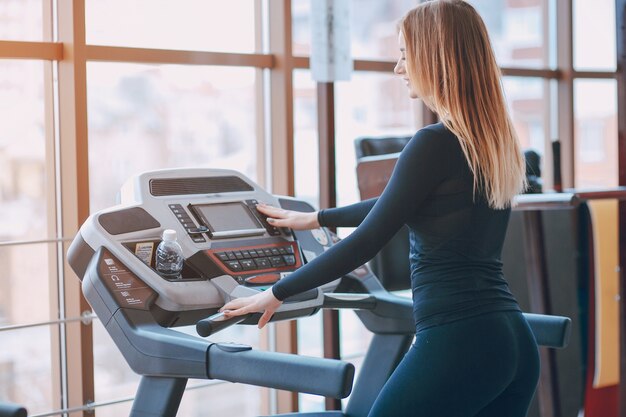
[556,0,575,189]
[56,1,95,415]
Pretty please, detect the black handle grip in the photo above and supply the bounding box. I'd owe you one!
[323,293,377,310]
[523,313,571,348]
[552,140,562,192]
[0,403,27,417]
[196,312,249,337]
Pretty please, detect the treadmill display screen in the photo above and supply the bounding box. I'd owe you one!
[193,202,261,233]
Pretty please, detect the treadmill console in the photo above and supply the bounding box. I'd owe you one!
[69,168,337,328]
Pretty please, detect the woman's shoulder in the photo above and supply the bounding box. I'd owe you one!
[415,121,456,138]
[407,122,459,151]
[396,122,467,175]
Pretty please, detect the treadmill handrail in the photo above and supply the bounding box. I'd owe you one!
[323,293,377,310]
[523,313,571,349]
[325,293,572,348]
[207,343,355,399]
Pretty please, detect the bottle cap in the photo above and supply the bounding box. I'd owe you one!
[162,229,177,241]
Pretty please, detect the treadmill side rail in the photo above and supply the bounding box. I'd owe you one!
[207,344,355,399]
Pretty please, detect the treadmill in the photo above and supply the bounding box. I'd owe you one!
[68,168,571,417]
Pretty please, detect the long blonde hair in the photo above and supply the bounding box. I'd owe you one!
[400,0,526,209]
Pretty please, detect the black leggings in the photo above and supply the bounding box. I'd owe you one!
[368,311,540,417]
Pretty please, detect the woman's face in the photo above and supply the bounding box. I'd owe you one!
[394,31,419,99]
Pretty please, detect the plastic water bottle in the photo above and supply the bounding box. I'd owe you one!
[155,229,184,278]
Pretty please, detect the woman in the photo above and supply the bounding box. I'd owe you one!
[221,1,540,416]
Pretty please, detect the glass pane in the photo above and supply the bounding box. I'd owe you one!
[294,0,553,68]
[0,243,52,325]
[574,79,618,188]
[0,326,55,415]
[87,63,258,213]
[339,310,371,358]
[468,0,550,68]
[0,61,48,243]
[95,401,133,417]
[296,313,323,411]
[501,77,550,188]
[573,0,616,71]
[93,320,141,403]
[95,382,262,417]
[292,0,416,60]
[178,382,261,416]
[295,282,326,411]
[296,314,323,358]
[335,71,421,212]
[85,0,256,53]
[294,70,319,207]
[0,1,43,41]
[291,0,311,56]
[299,392,325,413]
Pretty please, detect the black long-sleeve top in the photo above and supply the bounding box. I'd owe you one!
[272,122,520,331]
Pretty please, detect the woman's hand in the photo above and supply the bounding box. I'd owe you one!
[256,203,320,230]
[220,289,283,329]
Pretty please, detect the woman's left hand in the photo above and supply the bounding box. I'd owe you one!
[220,289,283,329]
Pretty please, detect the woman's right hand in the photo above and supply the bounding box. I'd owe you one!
[256,203,320,230]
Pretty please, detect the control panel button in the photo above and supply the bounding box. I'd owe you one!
[269,256,286,267]
[254,258,270,268]
[246,199,282,236]
[240,259,256,270]
[169,204,210,241]
[208,243,299,277]
[225,260,243,272]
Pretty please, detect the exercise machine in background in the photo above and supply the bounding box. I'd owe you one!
[354,136,626,417]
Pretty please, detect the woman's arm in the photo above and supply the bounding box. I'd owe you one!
[256,198,378,230]
[318,198,378,228]
[271,129,449,301]
[222,127,451,323]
